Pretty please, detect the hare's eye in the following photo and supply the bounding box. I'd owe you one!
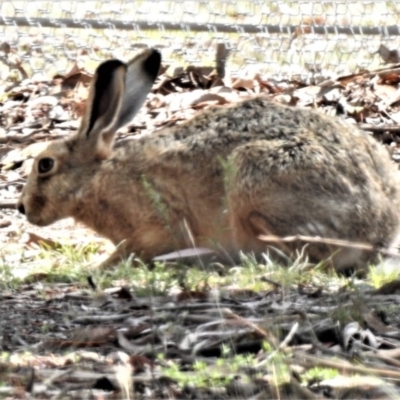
[38,157,54,174]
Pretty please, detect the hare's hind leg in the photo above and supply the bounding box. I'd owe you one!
[226,138,391,269]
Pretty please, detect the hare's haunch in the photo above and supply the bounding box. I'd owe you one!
[17,48,400,270]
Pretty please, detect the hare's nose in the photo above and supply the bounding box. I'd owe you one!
[17,203,25,215]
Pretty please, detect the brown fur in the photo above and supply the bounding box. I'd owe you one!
[17,49,400,270]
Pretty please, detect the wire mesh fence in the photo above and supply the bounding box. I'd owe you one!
[1,0,400,81]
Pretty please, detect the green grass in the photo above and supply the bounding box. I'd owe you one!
[367,263,400,289]
[0,239,364,294]
[1,232,391,304]
[0,241,99,289]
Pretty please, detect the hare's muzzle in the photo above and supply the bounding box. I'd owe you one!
[17,202,25,215]
[16,190,60,227]
[17,189,29,217]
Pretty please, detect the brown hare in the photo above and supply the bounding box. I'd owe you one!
[17,48,400,271]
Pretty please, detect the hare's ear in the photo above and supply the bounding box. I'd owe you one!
[118,48,161,129]
[78,48,161,159]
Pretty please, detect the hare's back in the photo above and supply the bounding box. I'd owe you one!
[140,97,398,195]
[166,97,383,164]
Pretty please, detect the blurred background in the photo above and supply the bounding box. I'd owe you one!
[1,0,400,82]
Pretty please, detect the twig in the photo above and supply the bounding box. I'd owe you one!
[258,234,400,258]
[338,63,400,83]
[0,200,17,209]
[223,309,280,349]
[359,124,400,134]
[257,322,299,367]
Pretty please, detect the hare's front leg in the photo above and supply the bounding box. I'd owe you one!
[95,222,190,270]
[95,239,166,270]
[96,241,133,270]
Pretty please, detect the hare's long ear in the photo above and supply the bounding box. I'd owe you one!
[118,48,161,129]
[78,48,161,159]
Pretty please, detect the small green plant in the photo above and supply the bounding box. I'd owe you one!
[262,340,273,353]
[367,263,400,289]
[161,353,260,389]
[229,354,258,372]
[221,344,232,358]
[124,261,179,296]
[269,351,291,386]
[304,367,339,383]
[193,360,208,372]
[0,262,21,289]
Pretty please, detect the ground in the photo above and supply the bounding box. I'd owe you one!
[1,59,400,398]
